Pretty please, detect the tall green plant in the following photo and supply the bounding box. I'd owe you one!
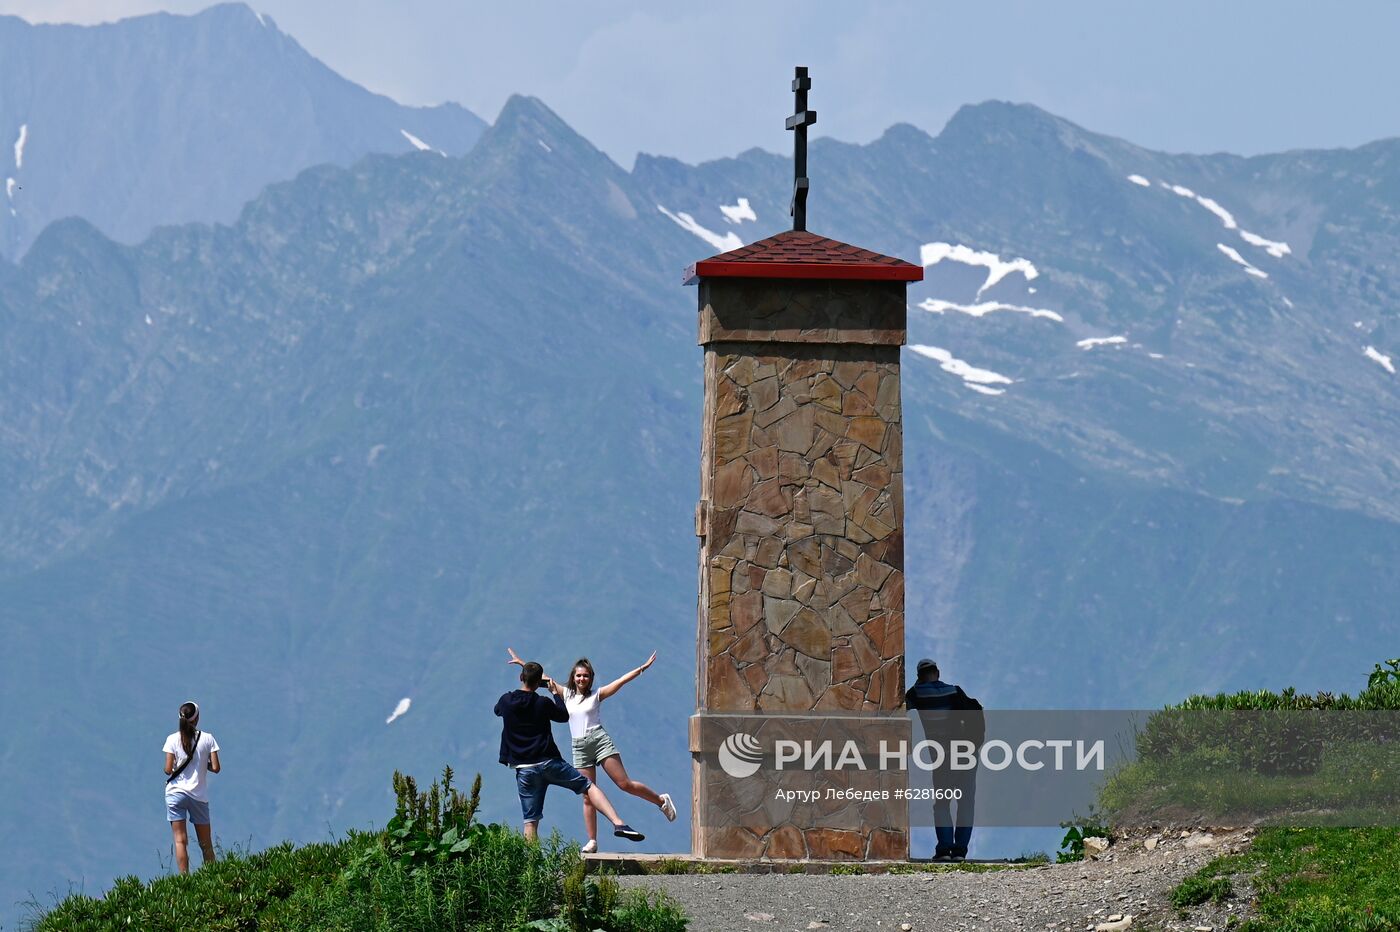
[384,765,486,873]
[1368,659,1400,690]
[1056,818,1111,863]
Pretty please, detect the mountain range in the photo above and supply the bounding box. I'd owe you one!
[1,6,1398,923]
[0,2,484,260]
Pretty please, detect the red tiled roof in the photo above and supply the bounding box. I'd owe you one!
[683,230,923,285]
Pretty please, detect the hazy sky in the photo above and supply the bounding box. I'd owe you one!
[3,0,1397,168]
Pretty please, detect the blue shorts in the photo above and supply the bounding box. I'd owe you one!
[166,791,210,825]
[515,758,592,824]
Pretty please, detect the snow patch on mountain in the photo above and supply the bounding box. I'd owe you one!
[13,124,27,169]
[1217,243,1268,278]
[400,129,445,156]
[920,242,1039,297]
[1365,346,1396,375]
[1240,230,1291,258]
[1127,174,1151,187]
[1195,195,1238,230]
[720,197,756,224]
[5,178,14,199]
[1179,193,1235,229]
[1077,335,1127,349]
[918,297,1063,323]
[657,205,742,251]
[1144,179,1294,260]
[538,139,552,153]
[1165,182,1237,228]
[910,344,1014,393]
[385,697,412,725]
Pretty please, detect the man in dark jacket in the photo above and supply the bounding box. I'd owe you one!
[905,658,983,862]
[495,660,644,843]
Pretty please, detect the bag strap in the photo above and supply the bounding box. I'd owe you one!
[166,730,203,784]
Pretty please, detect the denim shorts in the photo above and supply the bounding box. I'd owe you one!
[515,758,592,823]
[166,791,210,825]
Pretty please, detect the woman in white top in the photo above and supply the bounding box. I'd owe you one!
[508,648,676,852]
[163,701,221,874]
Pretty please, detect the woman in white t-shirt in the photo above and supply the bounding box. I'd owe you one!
[507,648,675,853]
[163,701,221,874]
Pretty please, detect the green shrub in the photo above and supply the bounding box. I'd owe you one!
[1056,819,1111,863]
[1172,871,1234,908]
[1164,659,1400,713]
[1106,660,1400,823]
[382,766,487,874]
[1367,659,1400,690]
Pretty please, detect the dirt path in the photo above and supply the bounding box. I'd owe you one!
[617,829,1254,932]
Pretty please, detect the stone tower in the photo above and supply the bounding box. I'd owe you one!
[685,231,922,860]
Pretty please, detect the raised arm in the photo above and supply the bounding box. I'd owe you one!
[598,651,657,700]
[543,676,569,721]
[507,647,555,682]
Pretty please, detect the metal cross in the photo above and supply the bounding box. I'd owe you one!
[785,66,817,232]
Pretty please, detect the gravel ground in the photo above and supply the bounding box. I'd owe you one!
[617,829,1254,932]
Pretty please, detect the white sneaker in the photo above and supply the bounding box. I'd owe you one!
[581,839,597,854]
[659,793,677,822]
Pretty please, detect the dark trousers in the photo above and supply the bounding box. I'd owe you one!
[933,767,976,858]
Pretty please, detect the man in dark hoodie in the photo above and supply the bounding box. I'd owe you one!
[496,660,645,843]
[905,658,984,862]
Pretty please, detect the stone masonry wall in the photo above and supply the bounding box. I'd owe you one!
[692,277,910,860]
[698,341,905,713]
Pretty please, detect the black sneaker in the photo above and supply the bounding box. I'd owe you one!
[950,855,966,863]
[931,854,954,863]
[613,823,645,842]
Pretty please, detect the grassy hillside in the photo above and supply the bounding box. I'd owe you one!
[1130,662,1400,929]
[1100,660,1400,825]
[1176,827,1400,931]
[26,768,686,932]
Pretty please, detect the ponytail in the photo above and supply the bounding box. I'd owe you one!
[178,701,199,756]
